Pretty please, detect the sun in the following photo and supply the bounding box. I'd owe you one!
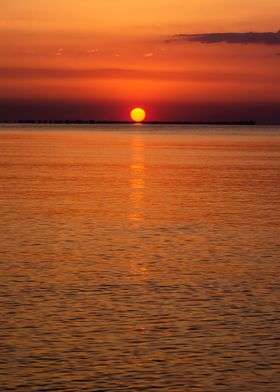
[130,108,146,123]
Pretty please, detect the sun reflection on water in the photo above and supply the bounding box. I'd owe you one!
[128,132,146,225]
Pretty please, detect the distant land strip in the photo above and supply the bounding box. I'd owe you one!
[0,120,256,125]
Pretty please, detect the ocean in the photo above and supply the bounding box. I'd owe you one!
[0,124,279,391]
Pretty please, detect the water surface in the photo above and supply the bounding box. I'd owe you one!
[0,124,279,391]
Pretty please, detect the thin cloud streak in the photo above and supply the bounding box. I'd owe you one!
[168,31,280,45]
[0,67,278,84]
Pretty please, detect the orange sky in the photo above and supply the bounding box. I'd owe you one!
[0,0,280,122]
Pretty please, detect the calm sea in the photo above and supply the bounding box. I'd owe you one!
[0,124,279,391]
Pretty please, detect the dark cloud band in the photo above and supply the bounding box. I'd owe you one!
[168,31,280,45]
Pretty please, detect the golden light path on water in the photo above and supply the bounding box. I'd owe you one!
[129,129,146,225]
[128,129,148,277]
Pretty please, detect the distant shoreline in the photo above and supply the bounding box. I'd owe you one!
[0,120,257,125]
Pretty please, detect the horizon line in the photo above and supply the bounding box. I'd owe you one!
[0,120,258,125]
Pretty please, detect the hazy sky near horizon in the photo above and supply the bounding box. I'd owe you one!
[0,0,280,122]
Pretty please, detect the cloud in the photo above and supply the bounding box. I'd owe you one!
[168,31,280,45]
[24,50,36,55]
[85,48,99,54]
[55,48,64,56]
[0,67,278,85]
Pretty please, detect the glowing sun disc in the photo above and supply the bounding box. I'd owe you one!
[130,108,146,122]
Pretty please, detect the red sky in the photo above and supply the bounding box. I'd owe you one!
[0,0,280,123]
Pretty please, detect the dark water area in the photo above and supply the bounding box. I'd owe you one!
[0,124,279,391]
